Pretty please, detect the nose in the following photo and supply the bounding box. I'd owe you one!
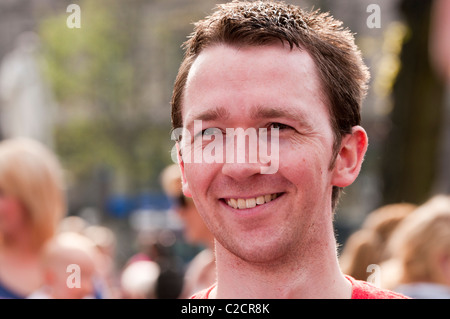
[221,127,279,179]
[221,130,262,180]
[221,161,262,181]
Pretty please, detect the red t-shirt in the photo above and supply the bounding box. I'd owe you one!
[190,275,409,299]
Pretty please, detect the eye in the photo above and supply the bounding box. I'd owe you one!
[268,122,293,130]
[194,127,221,140]
[201,127,222,136]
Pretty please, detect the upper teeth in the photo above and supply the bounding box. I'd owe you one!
[226,193,279,209]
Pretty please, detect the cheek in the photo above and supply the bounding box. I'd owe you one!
[281,136,334,178]
[0,198,27,228]
[280,160,322,192]
[184,162,218,197]
[278,153,333,207]
[279,148,327,180]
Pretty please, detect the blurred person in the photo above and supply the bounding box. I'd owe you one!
[83,225,120,298]
[28,232,99,299]
[339,203,417,281]
[161,164,214,246]
[83,225,117,259]
[120,260,160,299]
[59,217,117,297]
[430,0,450,82]
[154,260,184,299]
[361,203,417,257]
[384,195,450,298]
[430,0,450,195]
[0,138,65,298]
[126,230,157,265]
[124,227,184,298]
[171,1,408,298]
[339,229,382,282]
[149,229,184,299]
[160,164,215,298]
[58,215,88,234]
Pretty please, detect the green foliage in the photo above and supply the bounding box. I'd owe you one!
[38,0,174,195]
[39,0,133,106]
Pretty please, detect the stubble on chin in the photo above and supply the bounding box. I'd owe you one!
[214,225,306,268]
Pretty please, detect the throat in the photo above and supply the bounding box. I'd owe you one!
[214,235,348,298]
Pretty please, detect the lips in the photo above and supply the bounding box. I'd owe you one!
[224,193,281,209]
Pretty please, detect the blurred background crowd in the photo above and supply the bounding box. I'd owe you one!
[0,0,449,299]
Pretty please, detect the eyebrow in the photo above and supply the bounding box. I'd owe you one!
[250,105,311,126]
[196,106,230,122]
[185,105,313,130]
[185,106,230,130]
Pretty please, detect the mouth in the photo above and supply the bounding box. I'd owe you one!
[221,193,284,210]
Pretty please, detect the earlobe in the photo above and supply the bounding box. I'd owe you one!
[331,126,368,188]
[176,142,192,198]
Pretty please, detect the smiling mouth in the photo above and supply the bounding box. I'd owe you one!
[222,193,283,209]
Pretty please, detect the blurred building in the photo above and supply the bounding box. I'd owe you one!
[0,31,56,147]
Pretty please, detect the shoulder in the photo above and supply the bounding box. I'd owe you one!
[345,275,410,299]
[190,283,216,299]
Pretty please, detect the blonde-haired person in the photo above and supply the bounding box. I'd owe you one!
[83,225,120,298]
[339,203,417,282]
[0,138,66,298]
[385,195,450,298]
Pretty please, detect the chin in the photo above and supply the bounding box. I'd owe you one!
[219,236,291,265]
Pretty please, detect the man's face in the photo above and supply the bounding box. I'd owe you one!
[180,43,341,263]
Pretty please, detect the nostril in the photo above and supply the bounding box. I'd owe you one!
[221,162,263,181]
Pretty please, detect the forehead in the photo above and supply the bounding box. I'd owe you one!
[182,43,329,126]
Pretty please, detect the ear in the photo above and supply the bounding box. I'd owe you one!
[176,142,192,198]
[331,126,368,188]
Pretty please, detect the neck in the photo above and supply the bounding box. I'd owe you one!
[212,221,352,299]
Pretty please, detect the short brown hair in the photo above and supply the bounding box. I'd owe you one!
[171,0,370,209]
